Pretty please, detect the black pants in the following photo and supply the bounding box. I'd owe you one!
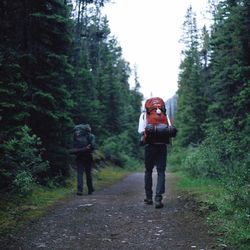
[76,155,94,193]
[144,144,167,201]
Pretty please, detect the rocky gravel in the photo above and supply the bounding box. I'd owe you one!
[1,171,224,250]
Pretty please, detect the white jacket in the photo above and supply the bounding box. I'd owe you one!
[138,112,146,134]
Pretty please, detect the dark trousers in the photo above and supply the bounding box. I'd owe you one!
[76,157,94,193]
[144,144,167,201]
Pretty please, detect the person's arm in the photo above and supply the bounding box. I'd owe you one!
[89,134,96,151]
[138,112,146,134]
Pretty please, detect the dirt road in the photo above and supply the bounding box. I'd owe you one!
[2,172,220,250]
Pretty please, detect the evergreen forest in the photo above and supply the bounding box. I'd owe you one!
[0,0,249,248]
[173,0,250,247]
[0,0,143,192]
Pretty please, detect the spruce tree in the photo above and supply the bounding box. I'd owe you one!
[19,0,75,179]
[207,0,250,171]
[175,7,207,147]
[0,1,29,140]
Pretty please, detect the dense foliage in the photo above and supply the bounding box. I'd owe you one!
[173,1,250,247]
[0,0,143,192]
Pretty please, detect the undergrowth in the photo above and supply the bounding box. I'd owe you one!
[174,171,250,250]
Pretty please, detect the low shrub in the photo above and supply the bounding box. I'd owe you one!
[0,125,49,194]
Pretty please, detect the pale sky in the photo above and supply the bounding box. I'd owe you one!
[102,0,209,101]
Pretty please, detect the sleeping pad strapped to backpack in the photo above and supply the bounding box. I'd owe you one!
[144,97,177,144]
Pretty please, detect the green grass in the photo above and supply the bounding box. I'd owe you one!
[0,166,135,236]
[176,171,224,202]
[0,183,73,234]
[173,171,250,250]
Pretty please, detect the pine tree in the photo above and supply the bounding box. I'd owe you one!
[0,1,29,140]
[0,0,144,190]
[71,5,105,133]
[207,1,248,123]
[19,0,75,179]
[207,0,250,168]
[175,7,207,147]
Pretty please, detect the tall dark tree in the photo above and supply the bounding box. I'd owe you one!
[70,4,142,142]
[0,1,29,141]
[0,0,75,182]
[208,0,242,124]
[0,0,144,191]
[172,3,250,239]
[128,66,144,158]
[22,0,74,178]
[206,0,250,175]
[71,6,106,133]
[175,7,207,146]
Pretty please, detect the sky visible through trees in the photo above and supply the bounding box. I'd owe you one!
[103,0,211,100]
[0,1,249,248]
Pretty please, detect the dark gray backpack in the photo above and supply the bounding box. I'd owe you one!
[70,124,91,154]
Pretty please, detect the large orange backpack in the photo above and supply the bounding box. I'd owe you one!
[144,97,170,144]
[145,97,168,125]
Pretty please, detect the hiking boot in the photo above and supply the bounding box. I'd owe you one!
[155,200,164,209]
[88,188,95,195]
[144,198,153,205]
[76,191,83,196]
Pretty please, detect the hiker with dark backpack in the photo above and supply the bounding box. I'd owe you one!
[70,124,95,196]
[138,97,177,208]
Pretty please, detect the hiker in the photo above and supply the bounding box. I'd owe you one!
[70,124,95,195]
[138,97,176,209]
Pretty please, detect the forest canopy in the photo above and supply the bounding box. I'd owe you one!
[0,0,143,191]
[172,1,250,246]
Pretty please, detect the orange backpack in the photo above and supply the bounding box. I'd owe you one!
[145,97,168,125]
[144,97,170,144]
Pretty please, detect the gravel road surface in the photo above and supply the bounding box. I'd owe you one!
[1,171,221,250]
